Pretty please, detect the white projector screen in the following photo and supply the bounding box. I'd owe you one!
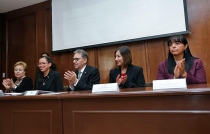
[52,0,189,52]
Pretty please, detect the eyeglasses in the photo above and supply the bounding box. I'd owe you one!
[38,62,48,66]
[72,58,82,61]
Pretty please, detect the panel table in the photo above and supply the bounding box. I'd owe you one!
[62,84,210,134]
[0,95,63,134]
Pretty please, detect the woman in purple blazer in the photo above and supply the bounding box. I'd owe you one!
[157,35,206,84]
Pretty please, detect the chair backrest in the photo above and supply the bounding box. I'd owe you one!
[63,86,68,91]
[145,82,153,87]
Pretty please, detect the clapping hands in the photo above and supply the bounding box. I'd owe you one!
[64,71,77,87]
[174,58,187,78]
[116,73,127,85]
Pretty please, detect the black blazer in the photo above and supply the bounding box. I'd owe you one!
[13,76,33,93]
[68,65,100,91]
[109,64,145,88]
[34,70,63,92]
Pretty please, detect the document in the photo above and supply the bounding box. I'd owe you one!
[4,93,24,96]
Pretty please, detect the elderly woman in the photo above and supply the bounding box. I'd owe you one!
[109,46,145,88]
[157,34,206,84]
[2,61,33,93]
[34,56,63,92]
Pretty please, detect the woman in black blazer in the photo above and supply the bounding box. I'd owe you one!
[109,46,145,88]
[2,61,33,93]
[34,56,63,92]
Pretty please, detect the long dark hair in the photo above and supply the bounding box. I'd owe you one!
[37,56,56,82]
[167,35,195,74]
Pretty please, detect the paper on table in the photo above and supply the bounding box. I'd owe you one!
[40,92,68,95]
[4,93,24,96]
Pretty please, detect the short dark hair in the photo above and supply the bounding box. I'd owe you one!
[115,46,132,67]
[40,56,52,63]
[167,34,194,74]
[73,49,89,61]
[40,52,50,57]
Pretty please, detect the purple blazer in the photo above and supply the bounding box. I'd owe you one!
[157,58,207,84]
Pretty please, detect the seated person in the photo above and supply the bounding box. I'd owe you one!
[64,49,100,90]
[34,56,63,92]
[2,61,33,93]
[109,46,145,88]
[40,52,57,71]
[157,34,206,84]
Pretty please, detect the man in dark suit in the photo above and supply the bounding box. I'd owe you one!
[64,49,100,90]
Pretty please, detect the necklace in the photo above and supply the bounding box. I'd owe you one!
[42,76,49,85]
[15,79,23,87]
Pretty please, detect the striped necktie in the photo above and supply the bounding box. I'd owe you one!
[78,71,82,80]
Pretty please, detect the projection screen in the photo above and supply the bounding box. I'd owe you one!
[52,0,189,52]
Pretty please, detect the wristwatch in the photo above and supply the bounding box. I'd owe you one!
[10,85,17,91]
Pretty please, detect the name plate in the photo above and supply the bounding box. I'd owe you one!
[153,78,187,90]
[24,90,39,96]
[0,90,4,96]
[92,83,119,93]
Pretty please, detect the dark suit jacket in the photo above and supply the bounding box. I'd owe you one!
[157,58,207,84]
[109,64,145,88]
[13,76,33,93]
[34,70,63,92]
[68,65,100,91]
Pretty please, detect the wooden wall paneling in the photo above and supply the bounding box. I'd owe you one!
[6,1,51,85]
[127,41,148,81]
[85,48,98,68]
[145,38,167,82]
[36,9,47,61]
[93,48,99,68]
[97,45,121,83]
[7,13,37,81]
[58,51,74,86]
[44,8,51,54]
[186,0,210,83]
[36,1,51,65]
[0,14,6,90]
